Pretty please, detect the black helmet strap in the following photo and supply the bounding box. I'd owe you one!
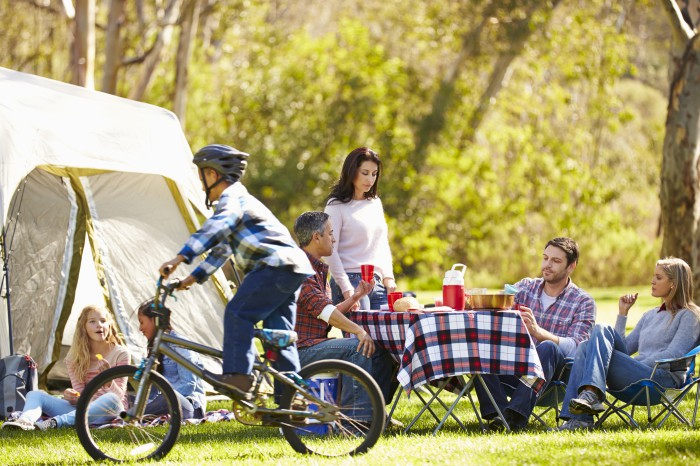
[199,167,228,209]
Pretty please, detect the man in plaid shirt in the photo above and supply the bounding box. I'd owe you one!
[160,144,313,400]
[475,237,596,432]
[292,211,395,414]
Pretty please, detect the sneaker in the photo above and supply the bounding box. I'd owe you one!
[34,418,58,431]
[569,390,605,415]
[205,371,254,401]
[555,419,594,432]
[1,418,35,430]
[488,410,527,433]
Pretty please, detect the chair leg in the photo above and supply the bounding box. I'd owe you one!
[386,386,402,423]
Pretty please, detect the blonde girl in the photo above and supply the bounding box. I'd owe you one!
[2,305,130,430]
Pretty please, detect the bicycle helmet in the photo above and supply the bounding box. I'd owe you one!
[193,144,249,181]
[193,144,249,208]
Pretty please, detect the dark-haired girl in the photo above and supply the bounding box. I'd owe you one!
[137,300,206,420]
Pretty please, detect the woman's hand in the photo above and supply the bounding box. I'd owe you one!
[383,277,397,294]
[63,388,80,406]
[618,293,638,316]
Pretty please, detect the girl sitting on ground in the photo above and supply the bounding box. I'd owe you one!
[137,299,207,420]
[2,304,130,430]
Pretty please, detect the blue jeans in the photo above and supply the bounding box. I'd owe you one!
[330,273,387,310]
[146,392,199,419]
[298,338,396,421]
[560,323,676,422]
[475,340,567,423]
[223,266,308,375]
[18,390,123,427]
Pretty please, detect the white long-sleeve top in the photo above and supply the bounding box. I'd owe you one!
[324,197,394,294]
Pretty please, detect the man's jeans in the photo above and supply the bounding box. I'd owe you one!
[298,338,395,421]
[223,266,309,375]
[19,390,123,427]
[475,340,567,422]
[330,273,387,310]
[560,323,676,422]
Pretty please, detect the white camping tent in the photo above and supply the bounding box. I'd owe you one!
[0,67,229,380]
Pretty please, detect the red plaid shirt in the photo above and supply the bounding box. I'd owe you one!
[295,251,335,348]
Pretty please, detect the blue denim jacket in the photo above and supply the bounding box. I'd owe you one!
[150,330,207,412]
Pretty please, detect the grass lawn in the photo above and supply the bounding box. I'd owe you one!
[2,394,699,465]
[2,286,694,465]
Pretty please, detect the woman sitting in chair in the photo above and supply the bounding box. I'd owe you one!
[556,257,700,431]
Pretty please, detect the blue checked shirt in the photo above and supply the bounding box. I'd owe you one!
[514,277,596,358]
[178,183,313,282]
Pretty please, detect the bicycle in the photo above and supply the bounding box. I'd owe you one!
[74,278,385,461]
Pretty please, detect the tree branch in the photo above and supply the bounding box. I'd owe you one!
[661,0,694,45]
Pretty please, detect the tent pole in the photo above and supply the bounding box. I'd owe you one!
[1,231,13,355]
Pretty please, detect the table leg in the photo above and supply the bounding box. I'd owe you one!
[403,378,467,433]
[475,374,510,432]
[433,375,475,435]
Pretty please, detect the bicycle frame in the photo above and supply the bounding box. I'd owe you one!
[124,281,336,425]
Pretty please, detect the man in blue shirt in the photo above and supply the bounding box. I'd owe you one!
[160,144,313,400]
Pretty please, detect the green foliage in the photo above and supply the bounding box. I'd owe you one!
[0,0,670,288]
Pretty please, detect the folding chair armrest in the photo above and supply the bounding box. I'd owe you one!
[655,345,700,364]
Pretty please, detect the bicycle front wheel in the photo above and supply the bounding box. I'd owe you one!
[280,359,385,456]
[75,365,181,462]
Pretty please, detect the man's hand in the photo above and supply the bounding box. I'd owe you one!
[355,330,376,357]
[519,306,543,340]
[352,279,374,300]
[160,256,184,278]
[618,293,638,316]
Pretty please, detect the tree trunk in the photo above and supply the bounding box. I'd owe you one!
[411,1,561,168]
[660,1,700,291]
[72,0,95,88]
[173,0,201,126]
[128,0,183,101]
[102,0,126,94]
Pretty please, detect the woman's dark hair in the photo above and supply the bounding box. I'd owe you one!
[326,147,382,204]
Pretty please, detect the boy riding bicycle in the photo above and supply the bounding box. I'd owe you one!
[160,144,313,400]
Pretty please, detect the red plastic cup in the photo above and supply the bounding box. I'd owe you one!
[360,264,375,282]
[388,292,404,311]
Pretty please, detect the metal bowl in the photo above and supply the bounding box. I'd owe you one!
[467,293,515,310]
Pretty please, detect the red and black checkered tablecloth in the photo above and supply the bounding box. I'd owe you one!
[350,310,545,394]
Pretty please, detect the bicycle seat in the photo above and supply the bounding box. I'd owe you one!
[254,329,298,349]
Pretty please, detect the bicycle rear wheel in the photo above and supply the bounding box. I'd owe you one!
[75,365,181,462]
[280,359,385,456]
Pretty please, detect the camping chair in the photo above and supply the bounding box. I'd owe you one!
[531,358,573,428]
[594,344,700,429]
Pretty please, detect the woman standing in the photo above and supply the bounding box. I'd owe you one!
[324,147,396,310]
[556,257,700,431]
